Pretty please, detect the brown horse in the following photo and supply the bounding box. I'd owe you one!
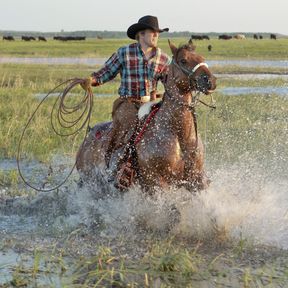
[76,40,217,192]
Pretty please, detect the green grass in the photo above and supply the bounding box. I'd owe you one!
[0,62,287,169]
[0,38,287,59]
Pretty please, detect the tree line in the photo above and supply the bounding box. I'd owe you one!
[0,30,285,39]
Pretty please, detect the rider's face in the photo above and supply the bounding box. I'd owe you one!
[141,29,159,47]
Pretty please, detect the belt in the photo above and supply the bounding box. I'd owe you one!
[120,95,151,103]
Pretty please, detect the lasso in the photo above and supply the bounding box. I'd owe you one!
[17,78,93,192]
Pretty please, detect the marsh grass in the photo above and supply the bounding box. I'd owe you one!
[197,92,288,171]
[1,40,288,287]
[46,238,288,287]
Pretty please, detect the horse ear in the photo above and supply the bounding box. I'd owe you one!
[188,38,196,51]
[168,39,177,57]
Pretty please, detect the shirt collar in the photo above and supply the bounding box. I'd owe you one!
[137,43,157,60]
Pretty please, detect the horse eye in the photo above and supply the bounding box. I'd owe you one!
[180,59,187,65]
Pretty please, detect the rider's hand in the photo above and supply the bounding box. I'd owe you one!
[80,77,93,91]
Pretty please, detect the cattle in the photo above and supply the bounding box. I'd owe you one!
[190,35,210,40]
[218,34,232,40]
[259,35,263,39]
[97,35,103,40]
[270,34,277,40]
[3,36,15,41]
[253,34,258,39]
[208,44,212,52]
[38,36,47,41]
[234,34,246,40]
[21,36,36,41]
[53,36,86,41]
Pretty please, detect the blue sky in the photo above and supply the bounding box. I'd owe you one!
[1,0,287,35]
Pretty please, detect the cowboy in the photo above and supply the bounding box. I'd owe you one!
[82,15,171,172]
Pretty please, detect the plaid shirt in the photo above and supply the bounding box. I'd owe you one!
[91,43,171,97]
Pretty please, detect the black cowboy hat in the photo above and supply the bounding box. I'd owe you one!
[127,15,169,40]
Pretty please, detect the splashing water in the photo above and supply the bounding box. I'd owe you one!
[1,158,287,250]
[66,161,288,249]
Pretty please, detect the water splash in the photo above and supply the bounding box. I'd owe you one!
[1,160,288,249]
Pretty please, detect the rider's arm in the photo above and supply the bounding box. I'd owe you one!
[91,51,122,86]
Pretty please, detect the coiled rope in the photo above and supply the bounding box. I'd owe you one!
[17,78,93,192]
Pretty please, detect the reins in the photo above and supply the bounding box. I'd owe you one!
[17,78,93,192]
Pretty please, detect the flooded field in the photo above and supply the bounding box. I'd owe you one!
[0,57,288,68]
[0,46,288,286]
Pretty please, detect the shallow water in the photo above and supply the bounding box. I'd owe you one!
[1,160,287,248]
[221,86,288,96]
[218,73,288,80]
[1,156,288,286]
[0,249,66,287]
[0,57,288,68]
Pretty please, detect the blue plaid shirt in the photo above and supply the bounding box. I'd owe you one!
[91,43,171,97]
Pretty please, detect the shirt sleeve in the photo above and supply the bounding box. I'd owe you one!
[91,51,122,85]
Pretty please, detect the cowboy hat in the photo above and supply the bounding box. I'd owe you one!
[127,15,169,40]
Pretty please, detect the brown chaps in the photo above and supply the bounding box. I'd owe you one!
[105,98,141,166]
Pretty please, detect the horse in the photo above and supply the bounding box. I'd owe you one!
[76,40,217,193]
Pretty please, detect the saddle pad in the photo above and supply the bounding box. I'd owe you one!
[138,101,158,120]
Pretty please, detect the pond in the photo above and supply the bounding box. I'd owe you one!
[221,86,288,96]
[0,57,288,68]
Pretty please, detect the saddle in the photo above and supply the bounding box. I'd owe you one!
[115,101,162,190]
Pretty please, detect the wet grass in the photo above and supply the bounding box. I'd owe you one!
[2,234,288,287]
[197,92,288,166]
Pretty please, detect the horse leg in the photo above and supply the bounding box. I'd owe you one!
[184,138,210,191]
[177,133,209,191]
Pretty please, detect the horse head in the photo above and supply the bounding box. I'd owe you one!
[167,39,216,95]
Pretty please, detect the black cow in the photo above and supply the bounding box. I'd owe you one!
[218,34,232,40]
[270,34,277,40]
[190,35,210,40]
[3,36,15,41]
[53,36,86,41]
[22,36,36,41]
[253,34,258,39]
[38,36,47,41]
[208,44,212,52]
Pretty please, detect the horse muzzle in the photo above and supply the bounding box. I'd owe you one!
[196,74,217,95]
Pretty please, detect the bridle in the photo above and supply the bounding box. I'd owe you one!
[172,58,209,80]
[164,53,215,148]
[168,56,216,109]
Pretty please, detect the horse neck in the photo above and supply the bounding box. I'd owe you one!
[160,78,197,137]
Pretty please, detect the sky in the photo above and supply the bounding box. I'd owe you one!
[0,0,287,35]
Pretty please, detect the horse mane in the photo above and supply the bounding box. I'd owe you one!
[176,43,196,57]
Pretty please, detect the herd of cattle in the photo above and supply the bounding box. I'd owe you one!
[2,35,87,41]
[2,33,278,41]
[191,33,277,40]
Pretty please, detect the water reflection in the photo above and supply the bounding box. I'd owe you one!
[220,86,288,96]
[217,73,288,80]
[209,59,288,68]
[0,57,287,68]
[0,57,106,65]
